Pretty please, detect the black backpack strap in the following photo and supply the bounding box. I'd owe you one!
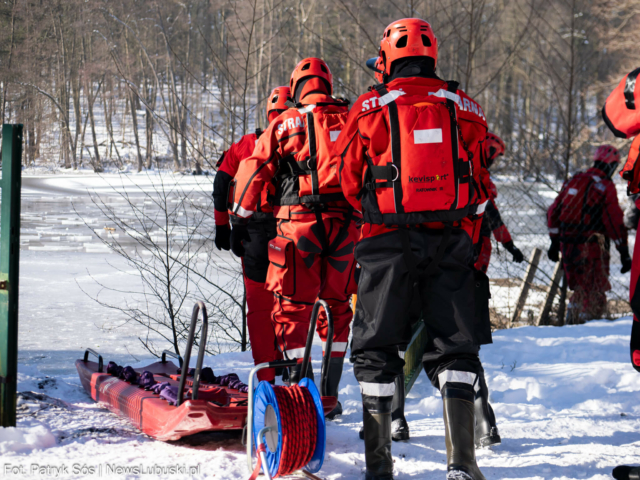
[306,110,320,195]
[374,83,404,214]
[442,81,461,211]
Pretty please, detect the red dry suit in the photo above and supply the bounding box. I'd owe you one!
[213,131,281,381]
[547,167,628,319]
[334,76,489,392]
[474,171,514,273]
[230,93,358,361]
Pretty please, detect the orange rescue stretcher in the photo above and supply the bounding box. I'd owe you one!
[76,302,338,441]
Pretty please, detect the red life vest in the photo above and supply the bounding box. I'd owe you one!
[359,82,475,224]
[603,67,640,139]
[557,172,606,230]
[275,101,349,206]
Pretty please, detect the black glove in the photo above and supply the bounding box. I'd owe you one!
[503,241,524,263]
[214,224,231,251]
[548,238,560,262]
[230,223,251,258]
[620,245,632,274]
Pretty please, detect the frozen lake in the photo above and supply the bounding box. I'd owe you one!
[16,173,242,376]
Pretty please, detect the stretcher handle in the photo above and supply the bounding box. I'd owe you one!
[161,350,183,368]
[177,301,209,406]
[299,299,334,397]
[83,348,103,373]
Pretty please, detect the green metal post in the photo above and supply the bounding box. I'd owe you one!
[0,124,22,427]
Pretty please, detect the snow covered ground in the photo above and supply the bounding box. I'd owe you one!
[2,173,640,479]
[3,319,640,479]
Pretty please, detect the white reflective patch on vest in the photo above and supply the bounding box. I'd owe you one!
[255,139,258,146]
[549,228,559,234]
[359,381,395,397]
[233,203,254,218]
[379,90,406,106]
[438,370,477,389]
[568,188,578,195]
[414,128,443,144]
[330,130,342,142]
[476,200,488,214]
[430,89,462,108]
[297,104,316,114]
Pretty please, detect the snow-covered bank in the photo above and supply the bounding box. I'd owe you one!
[2,319,640,479]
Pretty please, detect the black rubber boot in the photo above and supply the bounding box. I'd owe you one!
[324,357,344,420]
[474,367,501,449]
[613,466,640,480]
[391,374,409,441]
[287,362,314,385]
[442,384,486,480]
[362,394,394,479]
[359,375,408,441]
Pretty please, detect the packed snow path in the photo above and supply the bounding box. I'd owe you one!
[2,319,640,479]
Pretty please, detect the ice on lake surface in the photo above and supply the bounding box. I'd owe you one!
[16,174,240,376]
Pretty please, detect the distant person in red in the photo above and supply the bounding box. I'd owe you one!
[212,86,292,382]
[547,145,631,323]
[475,133,524,274]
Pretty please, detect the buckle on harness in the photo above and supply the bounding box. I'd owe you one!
[307,158,316,171]
[391,164,399,182]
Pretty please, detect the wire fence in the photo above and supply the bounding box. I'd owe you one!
[486,174,633,329]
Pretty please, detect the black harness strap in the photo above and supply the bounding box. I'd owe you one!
[625,67,640,110]
[313,208,330,253]
[444,81,461,211]
[306,111,320,195]
[374,84,404,214]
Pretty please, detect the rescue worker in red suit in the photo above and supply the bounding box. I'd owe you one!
[229,58,359,419]
[547,145,631,323]
[335,18,490,480]
[212,86,292,382]
[602,68,640,480]
[358,59,502,450]
[475,133,524,273]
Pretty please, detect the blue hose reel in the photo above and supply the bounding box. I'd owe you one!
[252,377,326,476]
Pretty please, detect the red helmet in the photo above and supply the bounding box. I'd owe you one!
[379,18,437,76]
[594,144,620,164]
[365,57,385,83]
[289,58,333,100]
[374,57,384,83]
[484,133,505,166]
[266,86,291,121]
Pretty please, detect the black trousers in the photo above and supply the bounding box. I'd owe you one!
[352,228,484,395]
[242,218,278,283]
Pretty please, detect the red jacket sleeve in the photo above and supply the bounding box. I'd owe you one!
[333,96,369,212]
[230,111,305,223]
[230,129,279,223]
[213,136,253,225]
